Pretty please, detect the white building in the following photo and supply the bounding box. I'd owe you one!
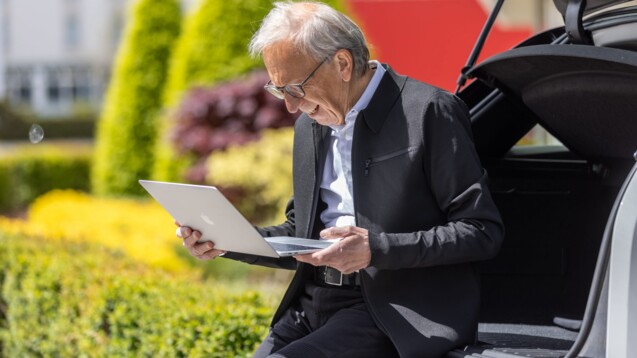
[0,0,127,118]
[0,0,558,119]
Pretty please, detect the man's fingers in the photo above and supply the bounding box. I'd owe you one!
[175,226,193,239]
[293,254,309,263]
[175,226,188,239]
[196,249,224,260]
[296,234,370,274]
[294,243,340,267]
[316,242,342,260]
[320,226,346,238]
[189,241,215,256]
[294,252,320,266]
[174,222,225,260]
[296,226,371,272]
[320,225,363,239]
[183,230,202,248]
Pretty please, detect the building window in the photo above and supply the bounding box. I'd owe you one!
[65,14,80,49]
[18,83,31,102]
[47,71,61,102]
[2,0,9,52]
[7,70,32,105]
[71,70,90,100]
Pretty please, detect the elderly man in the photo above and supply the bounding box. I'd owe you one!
[177,1,504,357]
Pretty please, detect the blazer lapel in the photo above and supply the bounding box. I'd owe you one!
[306,122,331,238]
[360,65,407,133]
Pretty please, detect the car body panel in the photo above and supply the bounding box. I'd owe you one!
[444,1,637,357]
[608,164,637,357]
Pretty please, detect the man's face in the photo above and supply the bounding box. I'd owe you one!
[263,41,350,126]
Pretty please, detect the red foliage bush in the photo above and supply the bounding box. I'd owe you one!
[169,70,298,182]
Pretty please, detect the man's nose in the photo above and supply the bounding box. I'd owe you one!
[284,94,301,113]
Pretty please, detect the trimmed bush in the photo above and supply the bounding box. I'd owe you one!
[0,143,92,213]
[169,71,297,183]
[159,0,345,107]
[162,0,270,106]
[92,0,181,197]
[0,232,275,357]
[152,0,347,182]
[153,0,272,183]
[207,128,293,225]
[0,106,95,140]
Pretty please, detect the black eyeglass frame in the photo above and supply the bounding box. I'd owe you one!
[264,58,328,100]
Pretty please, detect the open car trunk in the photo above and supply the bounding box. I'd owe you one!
[445,1,637,356]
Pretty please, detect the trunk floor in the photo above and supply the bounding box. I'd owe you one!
[447,323,578,358]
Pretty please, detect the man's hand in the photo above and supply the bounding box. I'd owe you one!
[174,220,226,260]
[294,226,371,274]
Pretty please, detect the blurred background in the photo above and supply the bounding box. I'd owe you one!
[0,0,564,356]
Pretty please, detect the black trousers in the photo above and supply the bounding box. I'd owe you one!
[253,281,399,358]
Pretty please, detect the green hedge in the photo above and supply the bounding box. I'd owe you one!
[162,0,271,106]
[162,0,347,107]
[0,144,92,213]
[0,232,274,357]
[0,102,95,140]
[92,0,181,197]
[153,0,273,182]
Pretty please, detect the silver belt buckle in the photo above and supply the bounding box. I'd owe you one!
[324,266,343,286]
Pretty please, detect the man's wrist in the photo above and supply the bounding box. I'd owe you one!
[367,231,390,268]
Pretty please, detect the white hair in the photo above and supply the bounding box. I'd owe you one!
[249,1,370,77]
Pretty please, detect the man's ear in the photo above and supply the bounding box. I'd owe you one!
[334,49,353,82]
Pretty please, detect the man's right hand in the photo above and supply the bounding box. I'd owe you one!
[175,220,226,260]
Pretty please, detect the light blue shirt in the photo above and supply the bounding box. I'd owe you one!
[319,61,386,228]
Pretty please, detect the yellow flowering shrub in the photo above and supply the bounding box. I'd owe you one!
[0,190,287,282]
[0,190,184,272]
[206,128,294,225]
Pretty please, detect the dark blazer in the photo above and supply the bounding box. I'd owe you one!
[226,65,504,357]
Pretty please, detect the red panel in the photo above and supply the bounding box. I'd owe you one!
[346,0,532,91]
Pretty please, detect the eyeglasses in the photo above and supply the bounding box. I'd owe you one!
[264,58,327,100]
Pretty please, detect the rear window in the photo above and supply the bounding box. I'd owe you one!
[515,125,565,147]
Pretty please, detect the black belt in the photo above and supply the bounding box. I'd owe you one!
[315,266,360,287]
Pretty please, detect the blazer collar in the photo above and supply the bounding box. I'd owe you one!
[360,64,407,133]
[312,121,331,163]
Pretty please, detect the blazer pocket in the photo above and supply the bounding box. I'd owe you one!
[364,146,419,176]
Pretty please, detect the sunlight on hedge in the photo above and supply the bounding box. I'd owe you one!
[0,142,92,211]
[207,128,294,225]
[0,190,185,272]
[0,233,274,356]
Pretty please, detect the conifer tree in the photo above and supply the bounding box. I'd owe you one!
[152,0,346,182]
[92,0,181,196]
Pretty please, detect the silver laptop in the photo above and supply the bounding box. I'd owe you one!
[139,180,333,258]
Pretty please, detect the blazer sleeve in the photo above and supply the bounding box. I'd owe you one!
[369,91,505,270]
[222,197,298,270]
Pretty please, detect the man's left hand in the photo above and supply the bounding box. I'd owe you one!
[294,226,371,274]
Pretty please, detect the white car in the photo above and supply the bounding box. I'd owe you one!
[447,0,637,357]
